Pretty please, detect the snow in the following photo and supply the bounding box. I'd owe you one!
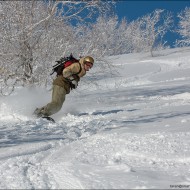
[1,47,190,189]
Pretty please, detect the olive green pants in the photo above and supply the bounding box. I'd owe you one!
[38,85,66,116]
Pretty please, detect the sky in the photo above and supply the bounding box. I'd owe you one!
[114,1,190,47]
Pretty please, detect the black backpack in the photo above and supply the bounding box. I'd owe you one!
[51,54,79,76]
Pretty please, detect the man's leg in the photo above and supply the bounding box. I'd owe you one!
[34,85,66,117]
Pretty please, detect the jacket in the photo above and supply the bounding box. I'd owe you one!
[53,57,87,94]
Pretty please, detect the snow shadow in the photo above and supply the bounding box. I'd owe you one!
[78,109,124,116]
[0,121,75,148]
[128,84,190,98]
[121,111,190,125]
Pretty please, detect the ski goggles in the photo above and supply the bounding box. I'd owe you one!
[85,62,93,68]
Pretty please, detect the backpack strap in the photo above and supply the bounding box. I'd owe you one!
[75,62,82,76]
[71,62,82,82]
[64,62,82,89]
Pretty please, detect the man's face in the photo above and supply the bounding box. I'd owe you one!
[84,62,93,71]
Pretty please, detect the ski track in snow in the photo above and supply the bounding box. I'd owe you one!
[0,48,190,189]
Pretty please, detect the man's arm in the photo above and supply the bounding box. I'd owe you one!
[62,63,81,79]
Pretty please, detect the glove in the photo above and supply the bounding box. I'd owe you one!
[71,80,78,89]
[72,74,80,81]
[68,76,78,89]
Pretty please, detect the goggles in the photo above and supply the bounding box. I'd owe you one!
[85,62,93,68]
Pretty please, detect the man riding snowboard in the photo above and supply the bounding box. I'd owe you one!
[33,56,94,118]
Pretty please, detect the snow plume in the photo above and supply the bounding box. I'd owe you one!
[0,87,51,121]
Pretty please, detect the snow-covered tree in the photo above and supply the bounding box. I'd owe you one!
[0,1,52,94]
[176,7,190,47]
[116,18,135,54]
[82,15,119,56]
[126,9,173,56]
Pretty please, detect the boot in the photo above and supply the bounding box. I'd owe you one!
[33,108,46,118]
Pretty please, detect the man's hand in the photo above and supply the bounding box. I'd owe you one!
[71,80,78,89]
[68,76,78,89]
[72,74,80,81]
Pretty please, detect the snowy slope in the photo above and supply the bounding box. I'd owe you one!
[0,48,190,189]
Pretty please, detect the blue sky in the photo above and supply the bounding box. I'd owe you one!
[114,1,190,47]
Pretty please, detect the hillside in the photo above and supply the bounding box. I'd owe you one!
[0,48,190,189]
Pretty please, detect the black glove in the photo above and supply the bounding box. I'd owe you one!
[71,80,78,89]
[72,74,80,81]
[68,76,78,89]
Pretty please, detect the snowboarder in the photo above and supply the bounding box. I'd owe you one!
[33,56,94,118]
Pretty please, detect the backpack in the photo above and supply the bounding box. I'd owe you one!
[50,54,79,76]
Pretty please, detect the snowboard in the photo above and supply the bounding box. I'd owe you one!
[42,116,55,123]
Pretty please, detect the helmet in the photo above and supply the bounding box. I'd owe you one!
[84,56,94,65]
